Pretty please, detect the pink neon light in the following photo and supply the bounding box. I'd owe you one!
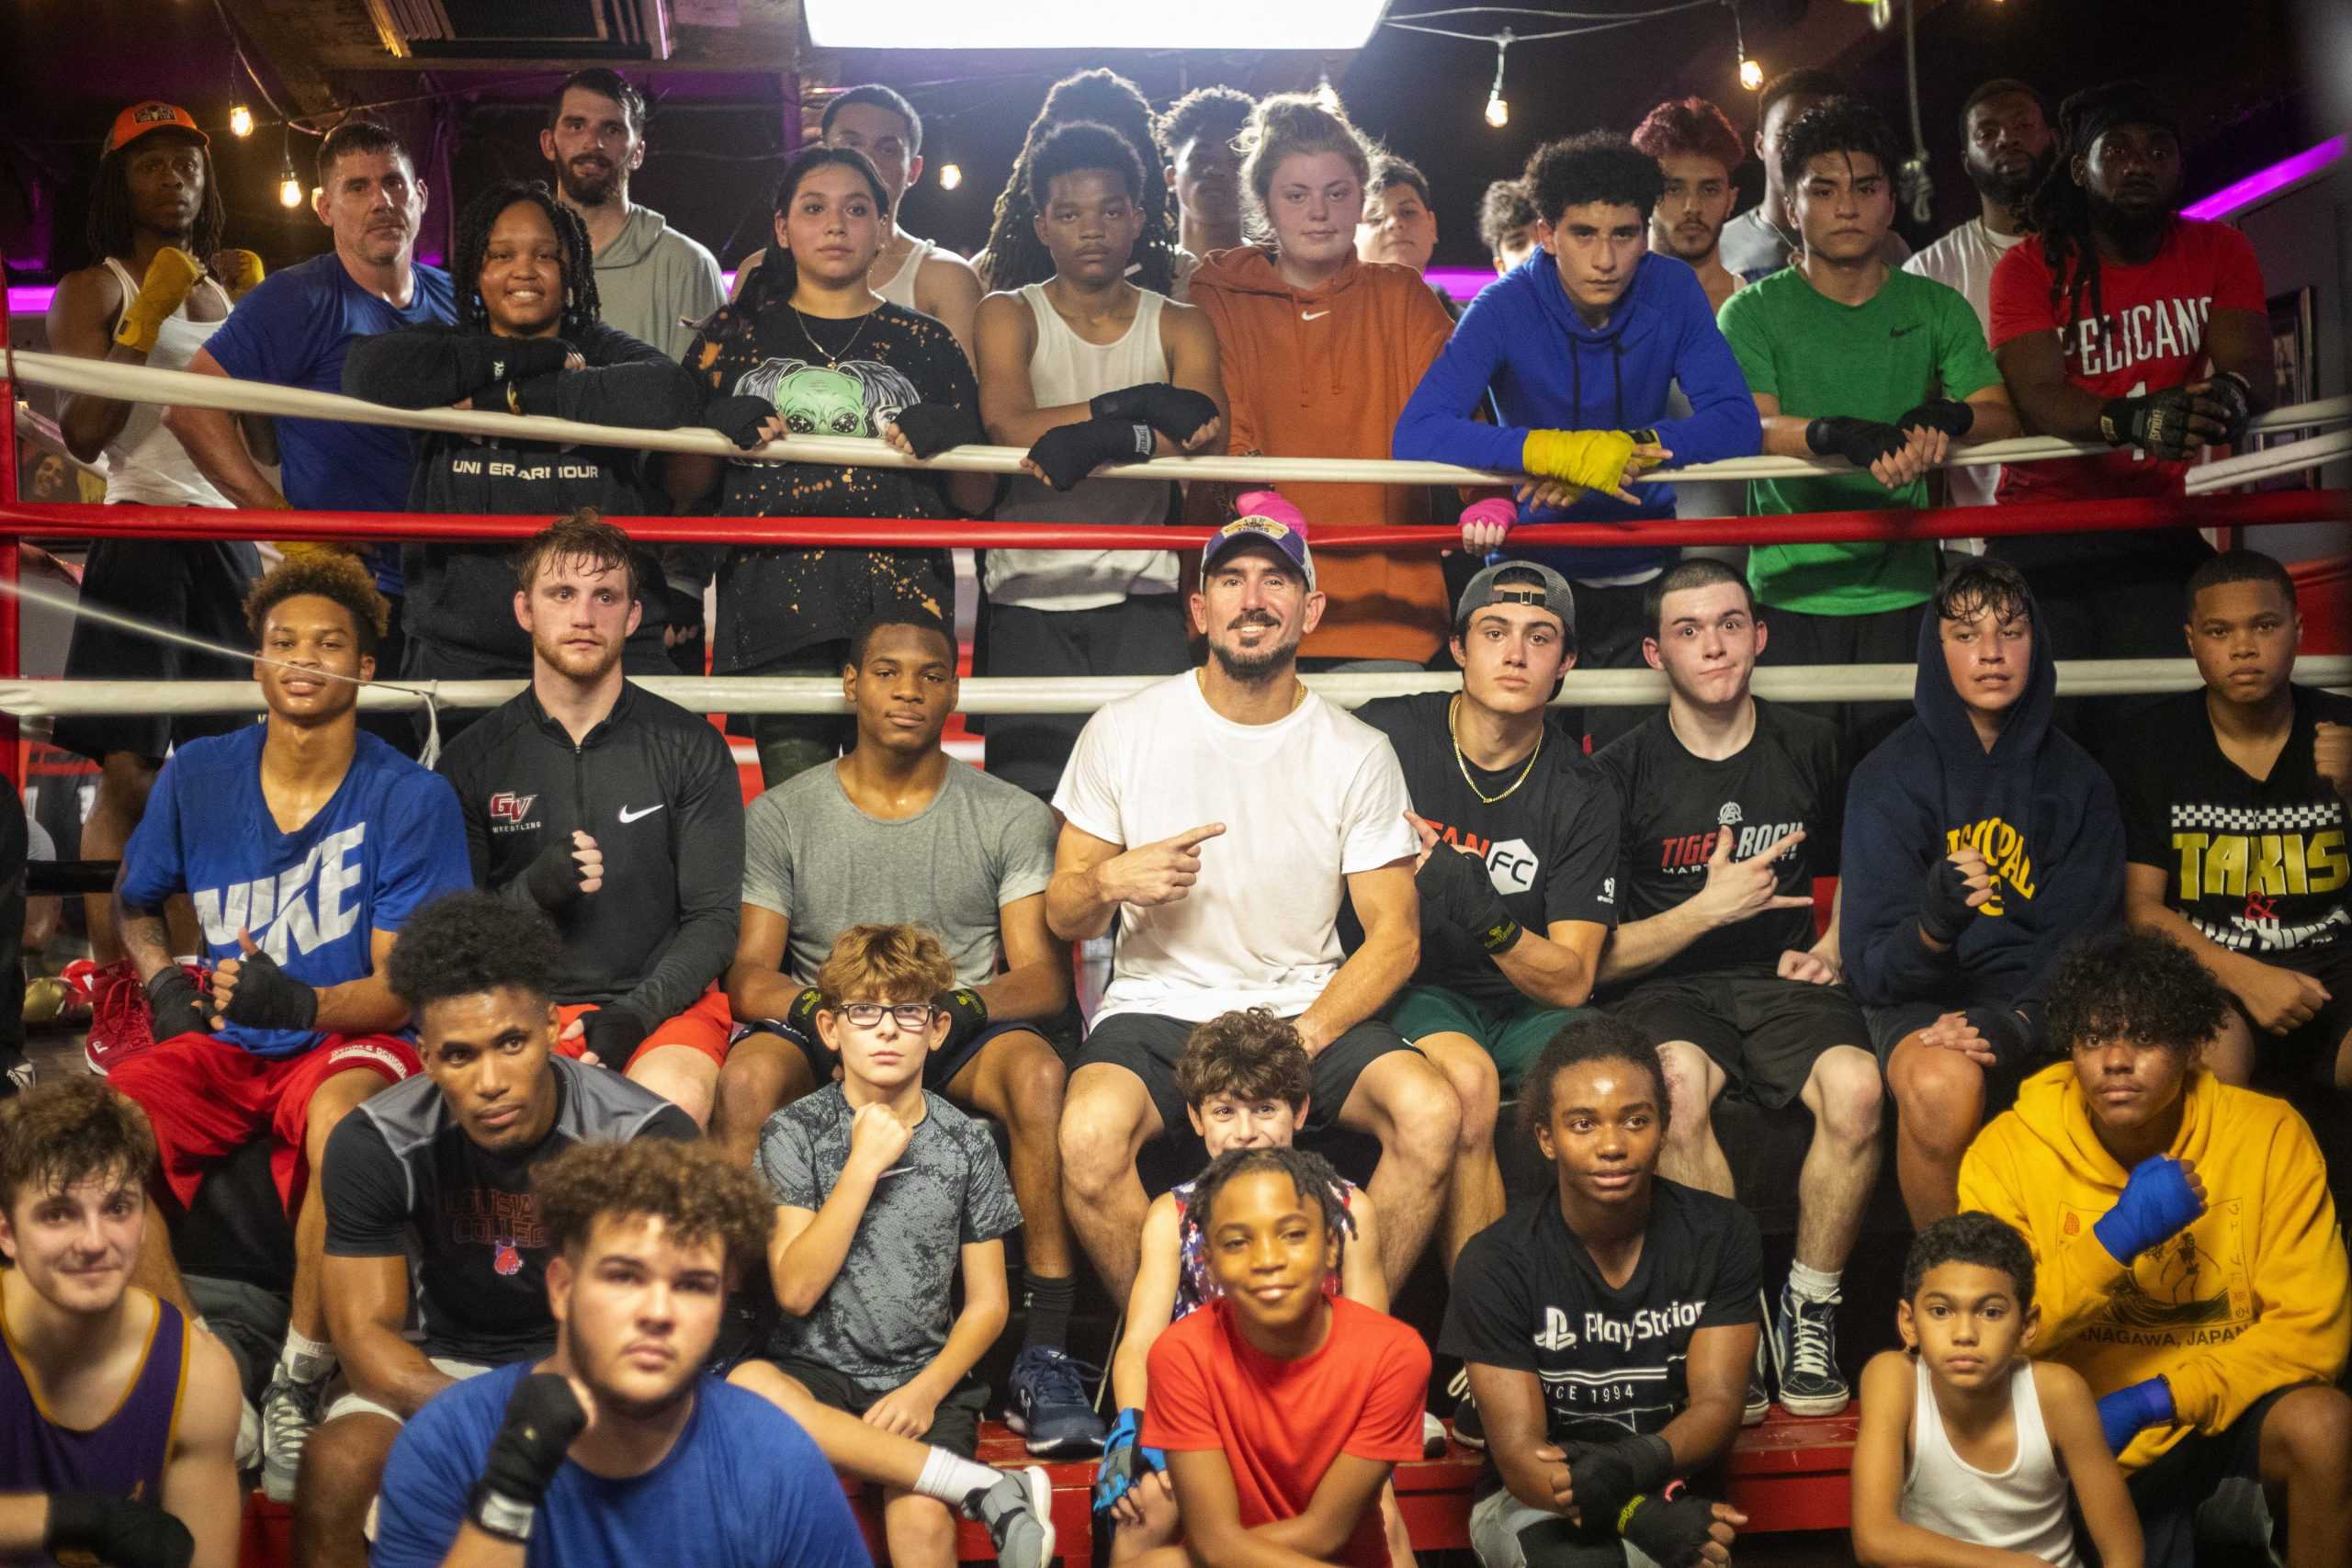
[2181,136,2346,220]
[7,288,54,316]
[1425,265,1499,302]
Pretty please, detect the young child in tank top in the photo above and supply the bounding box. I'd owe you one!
[1850,1213,2144,1568]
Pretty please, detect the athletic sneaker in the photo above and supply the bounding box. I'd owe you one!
[1770,1280,1850,1416]
[1004,1345,1106,1456]
[259,1363,327,1503]
[1422,1408,1449,1458]
[964,1464,1056,1568]
[1447,1368,1485,1450]
[1745,1325,1771,1425]
[71,958,156,1077]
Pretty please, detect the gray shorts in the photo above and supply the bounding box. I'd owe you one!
[322,1354,493,1425]
[1469,1490,1664,1568]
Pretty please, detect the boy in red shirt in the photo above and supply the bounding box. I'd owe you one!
[1138,1145,1430,1568]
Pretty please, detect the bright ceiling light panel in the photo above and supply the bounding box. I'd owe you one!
[804,0,1386,50]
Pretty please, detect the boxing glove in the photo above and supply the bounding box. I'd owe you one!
[114,247,204,355]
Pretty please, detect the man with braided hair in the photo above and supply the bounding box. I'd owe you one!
[1988,80,2270,716]
[978,70,1186,300]
[109,552,472,1501]
[1442,1017,1755,1568]
[1131,1145,1430,1568]
[370,1138,872,1567]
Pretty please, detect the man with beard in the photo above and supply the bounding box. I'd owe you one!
[1719,70,1910,285]
[1159,86,1255,290]
[369,1139,871,1567]
[1905,80,2056,512]
[1988,81,2270,713]
[164,121,455,683]
[1631,97,1745,314]
[540,69,723,365]
[1049,506,1462,1304]
[435,515,743,1128]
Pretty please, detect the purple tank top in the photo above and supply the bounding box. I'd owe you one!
[0,1292,187,1512]
[1169,1175,1356,1321]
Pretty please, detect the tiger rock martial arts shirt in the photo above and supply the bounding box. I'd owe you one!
[323,1054,695,1364]
[117,725,470,1058]
[1440,1179,1761,1495]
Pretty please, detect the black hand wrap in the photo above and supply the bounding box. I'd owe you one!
[890,401,983,459]
[1026,418,1153,491]
[1616,1489,1722,1568]
[704,393,780,451]
[1090,382,1220,446]
[764,986,827,1055]
[523,837,591,911]
[933,986,990,1055]
[144,966,211,1042]
[46,1493,195,1568]
[220,947,318,1032]
[1962,1005,2034,1068]
[469,1372,589,1543]
[455,334,572,400]
[1416,846,1523,956]
[1566,1433,1675,1529]
[1894,397,1974,440]
[2098,386,2208,460]
[2202,371,2255,443]
[1917,854,1978,946]
[1805,416,1907,468]
[580,1005,649,1065]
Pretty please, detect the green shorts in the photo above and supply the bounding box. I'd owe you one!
[1385,984,1597,1091]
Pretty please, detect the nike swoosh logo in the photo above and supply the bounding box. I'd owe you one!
[1889,324,1921,338]
[617,804,664,824]
[1301,310,1331,321]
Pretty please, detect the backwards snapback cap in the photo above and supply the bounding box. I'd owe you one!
[106,101,209,155]
[1455,559,1577,640]
[1203,490,1315,592]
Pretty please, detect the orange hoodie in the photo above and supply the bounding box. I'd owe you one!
[1188,247,1457,662]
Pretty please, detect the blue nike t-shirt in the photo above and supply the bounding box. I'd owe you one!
[203,253,456,592]
[371,1363,872,1568]
[118,725,469,1058]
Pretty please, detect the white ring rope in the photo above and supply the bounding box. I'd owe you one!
[2184,426,2352,494]
[9,348,2352,490]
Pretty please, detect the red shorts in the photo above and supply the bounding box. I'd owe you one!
[112,1031,422,1214]
[553,986,734,1070]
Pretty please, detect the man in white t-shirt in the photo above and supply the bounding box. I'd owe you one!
[1046,506,1461,1303]
[1904,79,2053,513]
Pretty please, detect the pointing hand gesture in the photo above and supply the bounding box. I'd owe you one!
[1688,827,1813,929]
[1097,824,1227,908]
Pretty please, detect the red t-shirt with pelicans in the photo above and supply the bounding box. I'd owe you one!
[1987,217,2265,504]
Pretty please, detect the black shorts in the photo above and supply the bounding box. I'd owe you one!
[54,538,264,764]
[1865,1000,2045,1074]
[1755,598,1927,759]
[977,596,1189,798]
[2123,1382,2318,1568]
[763,1017,1038,1096]
[1079,1011,1418,1141]
[1609,964,1871,1109]
[761,1356,990,1459]
[2232,941,2352,1086]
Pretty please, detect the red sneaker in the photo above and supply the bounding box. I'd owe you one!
[74,958,156,1077]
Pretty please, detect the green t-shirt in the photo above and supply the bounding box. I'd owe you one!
[1717,265,2001,615]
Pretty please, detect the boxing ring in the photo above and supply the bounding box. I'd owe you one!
[3,309,2348,773]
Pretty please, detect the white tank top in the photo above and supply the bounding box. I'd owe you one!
[99,257,232,508]
[874,234,936,310]
[984,283,1179,611]
[1900,1358,2081,1568]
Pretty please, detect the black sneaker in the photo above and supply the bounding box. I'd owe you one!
[1447,1369,1486,1450]
[1745,1296,1770,1425]
[1771,1280,1850,1416]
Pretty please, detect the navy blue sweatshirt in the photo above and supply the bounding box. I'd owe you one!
[1839,589,2125,1010]
[1391,251,1759,581]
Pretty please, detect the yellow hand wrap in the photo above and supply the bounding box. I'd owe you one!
[1521,428,1639,491]
[214,249,266,298]
[113,246,203,355]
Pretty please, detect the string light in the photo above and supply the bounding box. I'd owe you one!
[1484,29,1512,128]
[1729,0,1762,90]
[277,130,303,209]
[938,163,963,190]
[229,104,254,138]
[1740,56,1764,91]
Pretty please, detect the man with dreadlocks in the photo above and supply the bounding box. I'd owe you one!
[1133,1145,1431,1568]
[1988,80,2270,700]
[45,101,267,1075]
[978,70,1189,301]
[343,179,710,735]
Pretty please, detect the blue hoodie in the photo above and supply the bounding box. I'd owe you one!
[1840,587,2125,1012]
[1391,251,1760,581]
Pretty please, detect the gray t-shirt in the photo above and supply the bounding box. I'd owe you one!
[756,1086,1023,1386]
[741,760,1056,987]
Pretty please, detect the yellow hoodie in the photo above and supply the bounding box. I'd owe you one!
[1957,1062,2349,1470]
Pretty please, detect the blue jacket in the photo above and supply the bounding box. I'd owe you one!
[1839,589,2125,1012]
[1391,251,1759,581]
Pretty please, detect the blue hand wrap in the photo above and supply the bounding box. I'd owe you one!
[2094,1155,2203,1263]
[2097,1376,2174,1453]
[1093,1408,1167,1515]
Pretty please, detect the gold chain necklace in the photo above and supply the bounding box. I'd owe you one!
[792,304,874,369]
[1450,694,1543,805]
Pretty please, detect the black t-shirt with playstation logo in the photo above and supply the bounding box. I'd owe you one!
[1595,700,1843,984]
[1352,693,1621,1004]
[2109,684,2352,969]
[1440,1180,1761,1494]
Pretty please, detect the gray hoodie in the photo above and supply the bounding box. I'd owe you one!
[594,205,725,363]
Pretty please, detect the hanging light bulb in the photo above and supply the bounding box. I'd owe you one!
[229,103,254,138]
[1313,73,1340,112]
[938,163,963,191]
[279,171,304,208]
[1739,56,1764,90]
[1484,30,1512,130]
